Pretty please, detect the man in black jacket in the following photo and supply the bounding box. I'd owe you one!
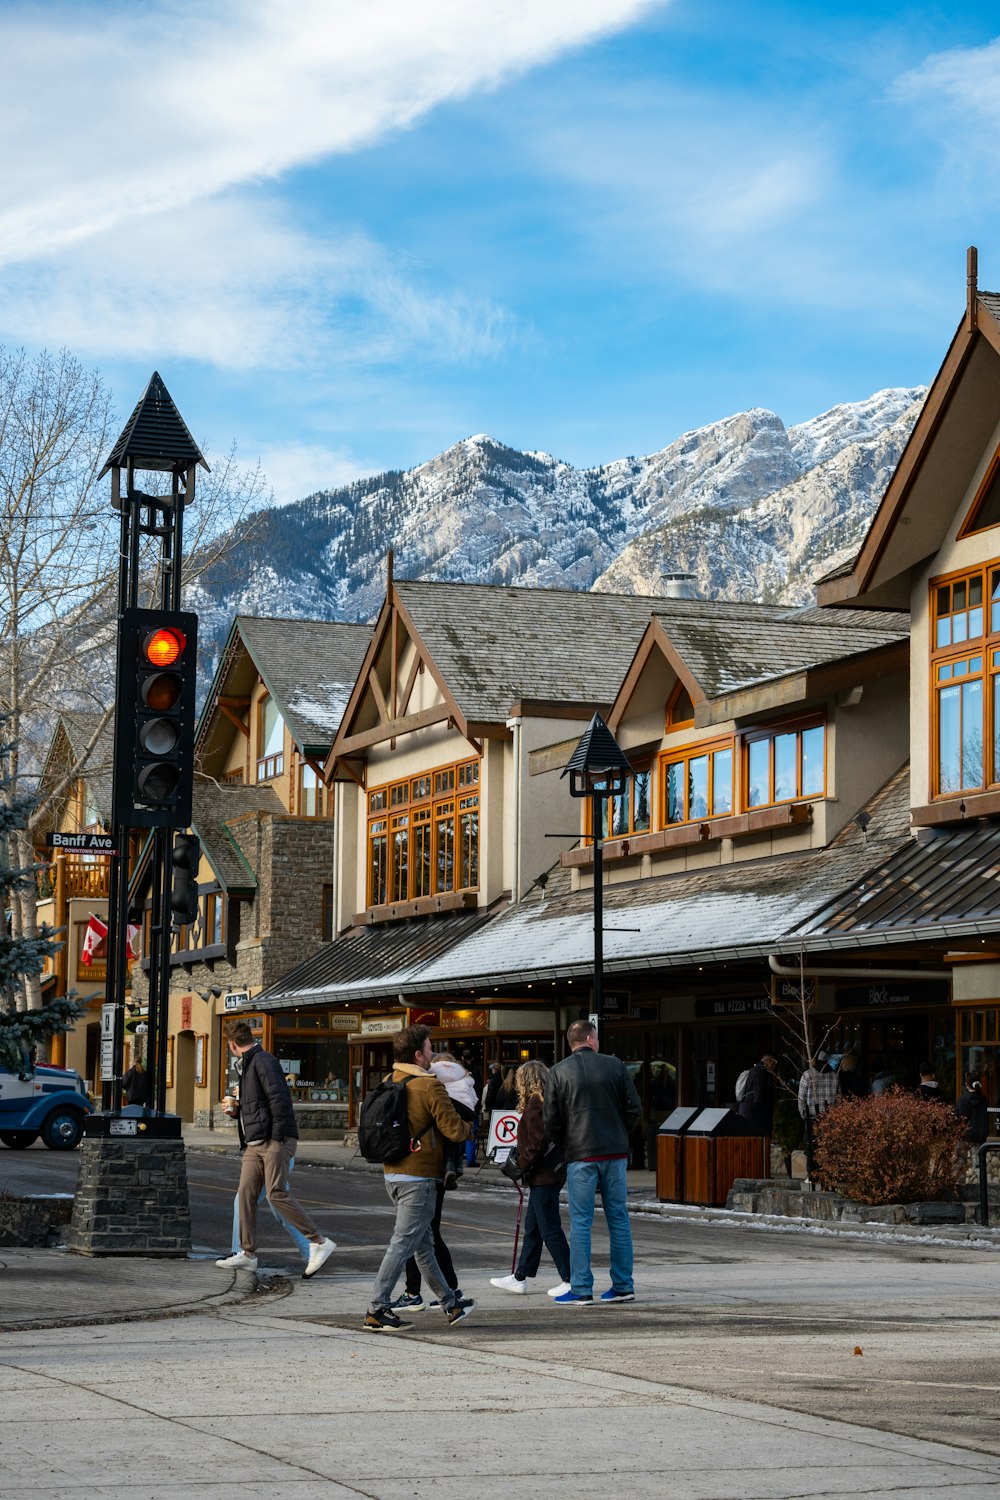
[216,1019,335,1277]
[543,1019,642,1305]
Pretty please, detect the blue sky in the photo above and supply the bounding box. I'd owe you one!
[3,1,1000,502]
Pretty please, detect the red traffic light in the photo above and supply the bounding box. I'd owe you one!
[143,627,185,669]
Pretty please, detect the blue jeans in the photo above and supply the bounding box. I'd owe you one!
[370,1177,455,1313]
[516,1181,570,1282]
[231,1155,311,1262]
[566,1157,633,1297]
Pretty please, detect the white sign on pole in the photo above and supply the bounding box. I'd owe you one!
[487,1108,521,1154]
[100,1002,115,1077]
[588,1012,600,1030]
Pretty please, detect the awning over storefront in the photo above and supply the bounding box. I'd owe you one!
[789,819,1000,951]
[252,907,498,1011]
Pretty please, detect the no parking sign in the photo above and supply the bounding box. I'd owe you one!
[487,1108,521,1155]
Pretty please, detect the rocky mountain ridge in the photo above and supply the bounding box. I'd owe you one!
[189,385,925,672]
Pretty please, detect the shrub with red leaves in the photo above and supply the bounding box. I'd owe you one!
[813,1093,967,1205]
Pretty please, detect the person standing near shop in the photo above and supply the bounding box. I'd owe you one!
[543,1019,641,1306]
[737,1053,779,1136]
[215,1018,336,1278]
[956,1071,990,1147]
[798,1051,840,1185]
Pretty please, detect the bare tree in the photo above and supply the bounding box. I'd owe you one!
[0,347,270,1008]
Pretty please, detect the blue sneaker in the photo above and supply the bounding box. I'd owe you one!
[599,1288,635,1302]
[552,1290,593,1305]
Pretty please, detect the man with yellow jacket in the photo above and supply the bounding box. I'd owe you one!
[364,1025,475,1332]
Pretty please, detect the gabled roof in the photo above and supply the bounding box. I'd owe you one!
[609,599,908,730]
[39,711,114,826]
[197,615,372,776]
[190,778,285,896]
[99,371,208,479]
[817,249,1000,607]
[393,579,666,722]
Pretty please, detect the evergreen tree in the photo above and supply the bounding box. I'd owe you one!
[0,722,82,1069]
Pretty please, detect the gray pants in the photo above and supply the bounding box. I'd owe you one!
[370,1177,455,1313]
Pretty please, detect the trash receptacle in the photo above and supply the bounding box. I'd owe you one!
[683,1107,766,1206]
[656,1105,701,1202]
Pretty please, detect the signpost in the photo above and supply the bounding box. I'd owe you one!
[487,1108,522,1159]
[100,1003,115,1081]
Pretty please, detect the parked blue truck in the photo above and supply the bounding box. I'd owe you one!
[0,1059,93,1149]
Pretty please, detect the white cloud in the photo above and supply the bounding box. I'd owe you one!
[893,37,1000,129]
[0,0,665,266]
[251,442,376,505]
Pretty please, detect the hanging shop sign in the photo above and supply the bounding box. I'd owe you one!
[223,991,250,1011]
[360,1016,405,1035]
[327,1013,361,1031]
[408,1008,440,1028]
[834,980,950,1012]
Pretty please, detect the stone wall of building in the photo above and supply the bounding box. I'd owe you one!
[232,813,335,992]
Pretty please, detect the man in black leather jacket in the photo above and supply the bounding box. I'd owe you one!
[216,1018,335,1278]
[543,1019,641,1305]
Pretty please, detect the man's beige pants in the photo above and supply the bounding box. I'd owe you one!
[237,1140,322,1253]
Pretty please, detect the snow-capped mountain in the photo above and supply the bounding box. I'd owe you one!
[189,386,925,667]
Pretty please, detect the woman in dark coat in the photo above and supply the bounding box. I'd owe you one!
[489,1060,571,1296]
[737,1055,778,1135]
[956,1072,990,1145]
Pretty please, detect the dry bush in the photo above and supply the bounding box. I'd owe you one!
[814,1093,967,1205]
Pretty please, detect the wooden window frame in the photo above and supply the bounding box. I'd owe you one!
[929,562,1000,800]
[296,756,325,818]
[665,680,695,733]
[742,715,826,811]
[957,445,1000,540]
[366,756,480,907]
[658,736,736,826]
[588,762,654,839]
[256,694,285,783]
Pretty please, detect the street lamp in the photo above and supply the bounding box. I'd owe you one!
[562,713,632,1043]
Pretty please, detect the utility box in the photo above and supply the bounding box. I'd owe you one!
[683,1107,767,1207]
[656,1105,700,1202]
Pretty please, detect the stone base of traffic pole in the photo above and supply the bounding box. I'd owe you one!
[67,1114,191,1257]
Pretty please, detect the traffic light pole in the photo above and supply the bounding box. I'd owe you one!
[106,455,192,1117]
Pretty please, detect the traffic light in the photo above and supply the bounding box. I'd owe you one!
[112,606,199,828]
[170,832,201,928]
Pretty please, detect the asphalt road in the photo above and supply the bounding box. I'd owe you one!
[7,1143,1000,1458]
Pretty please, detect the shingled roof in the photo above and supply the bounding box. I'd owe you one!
[197,615,372,775]
[651,599,909,700]
[254,764,914,1006]
[39,711,115,826]
[190,777,285,895]
[393,580,667,721]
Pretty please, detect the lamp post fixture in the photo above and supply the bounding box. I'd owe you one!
[562,713,632,1044]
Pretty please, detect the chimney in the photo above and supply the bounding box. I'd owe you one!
[661,571,700,600]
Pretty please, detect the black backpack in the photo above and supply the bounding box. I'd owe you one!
[358,1074,430,1164]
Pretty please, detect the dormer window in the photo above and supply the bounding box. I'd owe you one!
[659,738,734,824]
[257,696,284,782]
[367,756,479,910]
[745,719,824,808]
[594,765,651,838]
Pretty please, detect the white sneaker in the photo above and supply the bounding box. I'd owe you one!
[303,1237,337,1279]
[490,1274,529,1294]
[547,1281,572,1298]
[216,1251,258,1271]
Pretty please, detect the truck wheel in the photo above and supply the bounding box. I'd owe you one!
[40,1109,84,1150]
[0,1131,38,1149]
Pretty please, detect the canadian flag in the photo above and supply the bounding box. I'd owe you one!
[81,913,108,966]
[126,923,142,960]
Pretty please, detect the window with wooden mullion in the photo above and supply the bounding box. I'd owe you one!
[366,756,479,906]
[660,740,734,825]
[930,565,1000,796]
[745,721,824,808]
[594,765,652,838]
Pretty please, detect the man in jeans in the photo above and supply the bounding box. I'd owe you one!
[215,1019,336,1278]
[543,1018,642,1305]
[364,1025,475,1332]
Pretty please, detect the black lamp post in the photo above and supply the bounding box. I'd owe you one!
[562,713,632,1044]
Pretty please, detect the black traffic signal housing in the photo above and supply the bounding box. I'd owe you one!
[170,832,201,929]
[112,607,198,828]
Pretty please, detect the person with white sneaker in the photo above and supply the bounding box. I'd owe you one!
[216,1019,336,1279]
[543,1019,642,1306]
[491,1060,571,1299]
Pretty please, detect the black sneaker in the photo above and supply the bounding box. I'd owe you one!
[391,1291,425,1311]
[363,1306,411,1332]
[444,1298,475,1325]
[444,1170,458,1191]
[429,1289,471,1308]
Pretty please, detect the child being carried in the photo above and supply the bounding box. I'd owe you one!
[429,1052,478,1189]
